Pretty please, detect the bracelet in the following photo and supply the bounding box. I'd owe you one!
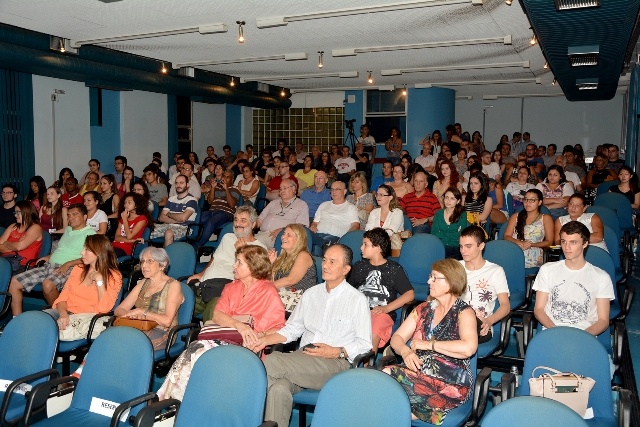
[431,339,436,351]
[143,310,148,319]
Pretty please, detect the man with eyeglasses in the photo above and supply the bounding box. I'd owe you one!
[113,155,127,185]
[255,179,309,249]
[267,163,299,201]
[0,184,18,228]
[169,161,201,200]
[301,170,331,221]
[8,203,95,315]
[309,181,359,255]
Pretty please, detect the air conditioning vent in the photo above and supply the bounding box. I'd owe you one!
[568,45,599,67]
[576,79,598,90]
[554,0,600,11]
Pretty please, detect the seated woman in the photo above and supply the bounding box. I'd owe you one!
[79,172,100,196]
[114,246,183,351]
[488,179,508,225]
[118,166,136,198]
[505,166,535,212]
[26,176,46,211]
[132,180,155,213]
[586,154,617,193]
[347,172,374,229]
[112,192,152,258]
[0,201,43,272]
[383,259,478,424]
[555,193,607,252]
[366,185,404,236]
[236,163,261,206]
[536,165,574,220]
[83,191,108,235]
[503,189,554,268]
[294,155,317,192]
[157,245,286,401]
[609,166,640,212]
[40,186,67,235]
[269,224,316,313]
[390,164,414,199]
[350,228,414,350]
[465,172,492,228]
[431,188,468,259]
[432,160,464,207]
[46,235,123,333]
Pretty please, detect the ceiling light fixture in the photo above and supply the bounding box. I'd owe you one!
[505,0,512,4]
[59,39,65,53]
[552,78,557,85]
[280,88,286,97]
[176,52,308,68]
[237,21,246,44]
[414,77,541,88]
[333,35,511,57]
[367,71,373,84]
[402,85,407,96]
[241,71,359,83]
[257,0,482,28]
[381,60,528,75]
[530,33,537,46]
[318,51,324,68]
[554,0,600,11]
[160,63,168,74]
[71,24,228,48]
[543,62,548,69]
[230,77,235,87]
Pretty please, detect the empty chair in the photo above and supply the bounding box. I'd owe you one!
[338,229,365,264]
[482,396,588,427]
[24,326,154,426]
[398,234,445,301]
[0,311,58,426]
[133,346,270,427]
[594,192,636,250]
[586,206,621,248]
[311,369,411,427]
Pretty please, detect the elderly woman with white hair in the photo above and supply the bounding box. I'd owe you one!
[114,246,183,350]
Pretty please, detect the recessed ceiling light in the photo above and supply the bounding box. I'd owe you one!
[367,71,373,84]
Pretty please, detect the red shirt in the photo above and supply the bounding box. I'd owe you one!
[62,193,83,208]
[400,190,440,219]
[268,175,299,192]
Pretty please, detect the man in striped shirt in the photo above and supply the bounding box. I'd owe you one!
[400,171,440,233]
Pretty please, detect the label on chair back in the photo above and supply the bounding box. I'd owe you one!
[89,397,130,421]
[0,380,32,394]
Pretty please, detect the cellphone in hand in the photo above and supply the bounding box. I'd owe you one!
[303,343,318,350]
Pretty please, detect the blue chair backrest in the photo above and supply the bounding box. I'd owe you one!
[602,225,620,271]
[39,230,52,258]
[313,255,323,284]
[165,242,196,280]
[504,191,514,217]
[484,240,526,308]
[311,369,411,427]
[481,396,589,427]
[0,257,11,308]
[254,184,268,213]
[70,327,153,415]
[595,180,619,196]
[519,327,613,420]
[403,215,413,234]
[584,245,619,317]
[177,346,267,427]
[151,201,160,221]
[540,205,552,216]
[339,230,365,264]
[398,234,445,301]
[594,192,634,233]
[197,195,205,210]
[274,226,313,253]
[586,206,621,241]
[217,221,234,242]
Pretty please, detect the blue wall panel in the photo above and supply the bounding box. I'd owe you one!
[406,87,455,157]
[90,89,120,174]
[226,103,242,152]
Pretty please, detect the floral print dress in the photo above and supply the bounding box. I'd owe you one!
[389,299,473,425]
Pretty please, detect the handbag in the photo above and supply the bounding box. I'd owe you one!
[528,366,595,417]
[197,314,254,345]
[279,287,302,312]
[2,253,24,273]
[113,317,158,331]
[58,313,107,341]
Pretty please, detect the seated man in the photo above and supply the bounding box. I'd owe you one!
[169,161,201,200]
[8,203,95,315]
[188,205,266,320]
[266,163,298,201]
[300,170,331,222]
[251,244,372,427]
[255,179,309,249]
[370,161,394,193]
[190,170,240,248]
[458,225,510,342]
[400,171,440,233]
[150,175,198,247]
[143,164,168,207]
[334,145,356,184]
[310,180,359,255]
[61,178,83,207]
[533,221,614,336]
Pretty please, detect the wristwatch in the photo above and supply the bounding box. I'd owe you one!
[338,348,346,359]
[95,280,104,287]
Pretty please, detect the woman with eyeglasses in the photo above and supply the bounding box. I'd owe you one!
[382,258,477,424]
[503,189,554,268]
[365,184,404,236]
[0,201,43,272]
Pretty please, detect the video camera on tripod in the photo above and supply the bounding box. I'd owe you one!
[345,119,356,131]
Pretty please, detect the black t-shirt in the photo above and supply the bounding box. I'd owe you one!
[350,260,413,320]
[0,205,16,229]
[352,153,370,173]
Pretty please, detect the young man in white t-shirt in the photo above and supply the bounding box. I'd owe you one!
[533,221,614,335]
[458,225,510,341]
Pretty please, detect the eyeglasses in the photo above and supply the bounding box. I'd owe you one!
[140,258,158,265]
[428,274,447,281]
[279,186,295,191]
[330,188,345,192]
[523,198,539,203]
[2,191,14,195]
[13,211,22,216]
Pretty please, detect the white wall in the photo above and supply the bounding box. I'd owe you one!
[120,90,168,172]
[289,92,345,108]
[192,102,226,158]
[455,95,625,154]
[32,76,91,184]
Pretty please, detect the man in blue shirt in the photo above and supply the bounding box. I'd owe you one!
[300,170,331,222]
[370,160,394,193]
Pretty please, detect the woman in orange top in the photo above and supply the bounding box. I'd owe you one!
[47,235,123,331]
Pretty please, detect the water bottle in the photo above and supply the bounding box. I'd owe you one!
[510,365,520,388]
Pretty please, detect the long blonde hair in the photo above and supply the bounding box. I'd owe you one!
[272,224,310,276]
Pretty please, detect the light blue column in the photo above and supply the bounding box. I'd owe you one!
[406,87,455,158]
[226,104,242,152]
[90,89,120,174]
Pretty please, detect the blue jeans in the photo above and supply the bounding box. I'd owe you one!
[311,232,340,256]
[413,223,432,234]
[191,210,233,248]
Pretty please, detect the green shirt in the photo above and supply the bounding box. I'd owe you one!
[431,209,468,247]
[50,225,96,265]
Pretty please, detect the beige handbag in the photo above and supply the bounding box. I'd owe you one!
[528,366,595,417]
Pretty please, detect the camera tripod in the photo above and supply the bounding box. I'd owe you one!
[344,126,357,152]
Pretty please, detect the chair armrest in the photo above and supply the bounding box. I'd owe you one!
[185,223,204,243]
[132,398,181,427]
[259,422,278,427]
[351,350,375,368]
[23,376,78,426]
[24,259,46,271]
[521,313,535,354]
[524,275,536,307]
[110,392,158,427]
[164,323,199,361]
[618,388,632,427]
[0,368,59,426]
[492,314,512,357]
[468,367,492,426]
[184,327,202,347]
[500,372,517,402]
[400,300,419,322]
[87,312,115,345]
[0,291,11,319]
[374,354,398,371]
[613,322,625,366]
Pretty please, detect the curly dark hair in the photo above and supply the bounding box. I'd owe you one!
[363,228,391,258]
[118,192,154,231]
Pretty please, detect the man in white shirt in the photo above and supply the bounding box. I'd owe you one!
[415,140,436,174]
[458,226,510,341]
[187,205,266,320]
[252,244,372,427]
[357,124,376,163]
[533,221,614,335]
[334,145,356,184]
[310,180,359,255]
